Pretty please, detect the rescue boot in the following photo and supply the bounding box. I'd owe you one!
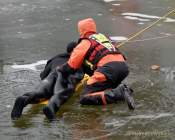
[105,84,135,110]
[43,105,56,121]
[43,73,64,120]
[123,84,135,110]
[43,72,75,121]
[43,93,61,121]
[11,96,28,119]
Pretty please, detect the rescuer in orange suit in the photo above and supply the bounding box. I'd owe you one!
[59,18,135,109]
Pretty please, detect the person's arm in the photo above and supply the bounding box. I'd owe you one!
[58,40,90,87]
[67,39,91,70]
[59,39,91,74]
[40,60,53,80]
[40,53,69,80]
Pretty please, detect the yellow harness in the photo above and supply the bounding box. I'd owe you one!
[84,33,116,71]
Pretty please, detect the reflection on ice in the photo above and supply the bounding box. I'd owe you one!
[18,19,24,22]
[97,13,103,16]
[160,66,175,82]
[103,0,125,2]
[20,3,28,7]
[6,105,11,108]
[103,0,118,2]
[0,60,3,74]
[64,18,71,21]
[110,36,128,42]
[122,13,175,22]
[105,119,128,128]
[11,60,47,71]
[104,113,173,129]
[138,22,145,25]
[112,4,121,6]
[124,16,150,22]
[127,113,174,120]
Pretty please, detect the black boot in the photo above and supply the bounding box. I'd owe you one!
[43,93,62,121]
[105,84,135,110]
[11,96,27,119]
[123,84,135,110]
[43,72,64,121]
[43,71,75,121]
[43,105,57,121]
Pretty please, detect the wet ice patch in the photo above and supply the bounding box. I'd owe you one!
[165,18,175,22]
[160,32,172,36]
[138,22,145,25]
[122,13,161,19]
[109,9,114,12]
[124,16,150,22]
[122,13,175,23]
[103,0,117,2]
[104,0,125,2]
[18,19,24,22]
[20,3,28,7]
[11,60,47,71]
[127,113,174,120]
[110,36,128,42]
[160,66,175,82]
[64,18,71,21]
[6,105,11,108]
[17,31,22,34]
[105,119,128,128]
[104,113,174,129]
[97,13,103,16]
[112,18,116,21]
[112,4,121,6]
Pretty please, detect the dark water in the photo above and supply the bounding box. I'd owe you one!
[0,0,175,139]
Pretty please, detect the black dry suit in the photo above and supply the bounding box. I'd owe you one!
[11,42,84,120]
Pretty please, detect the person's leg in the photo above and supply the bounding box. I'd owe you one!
[80,71,111,105]
[79,65,135,109]
[80,83,134,108]
[43,71,75,120]
[11,70,57,119]
[104,84,135,109]
[99,61,135,109]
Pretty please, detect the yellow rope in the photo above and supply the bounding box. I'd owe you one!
[116,8,175,48]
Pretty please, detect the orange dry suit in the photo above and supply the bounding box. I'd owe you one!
[59,18,135,108]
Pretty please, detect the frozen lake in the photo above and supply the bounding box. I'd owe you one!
[0,0,175,139]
